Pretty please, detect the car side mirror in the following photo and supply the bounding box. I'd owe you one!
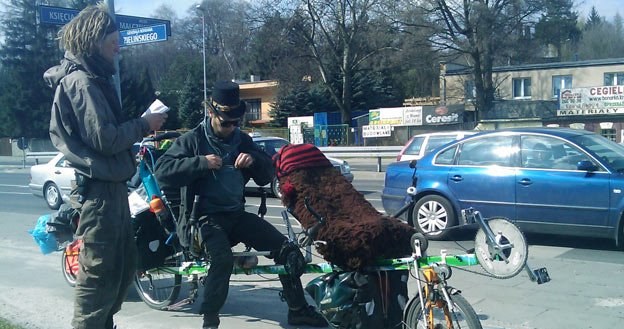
[409,160,417,169]
[577,160,598,172]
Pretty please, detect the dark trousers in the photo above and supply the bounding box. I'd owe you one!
[199,210,307,320]
[71,181,137,329]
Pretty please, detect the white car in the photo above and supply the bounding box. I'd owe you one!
[29,153,73,209]
[249,136,354,197]
[396,131,477,161]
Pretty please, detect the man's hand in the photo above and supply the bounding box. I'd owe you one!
[143,113,167,131]
[205,154,222,170]
[234,153,254,169]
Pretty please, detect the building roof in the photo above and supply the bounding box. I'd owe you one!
[447,57,624,76]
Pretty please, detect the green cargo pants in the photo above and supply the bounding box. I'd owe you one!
[71,180,137,329]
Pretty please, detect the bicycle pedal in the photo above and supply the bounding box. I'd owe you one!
[532,267,550,284]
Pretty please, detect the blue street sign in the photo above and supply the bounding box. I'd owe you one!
[38,5,171,36]
[120,24,168,47]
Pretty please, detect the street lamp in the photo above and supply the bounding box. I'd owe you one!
[196,4,207,112]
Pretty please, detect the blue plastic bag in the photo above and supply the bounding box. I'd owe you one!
[29,214,59,255]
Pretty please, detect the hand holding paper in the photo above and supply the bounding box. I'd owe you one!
[142,99,170,117]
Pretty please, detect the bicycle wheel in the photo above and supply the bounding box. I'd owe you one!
[133,251,184,310]
[403,291,482,329]
[61,248,77,287]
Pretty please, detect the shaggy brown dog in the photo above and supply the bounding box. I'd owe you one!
[275,144,416,270]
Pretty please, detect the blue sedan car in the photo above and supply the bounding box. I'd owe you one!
[382,127,624,247]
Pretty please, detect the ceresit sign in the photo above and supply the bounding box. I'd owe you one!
[558,86,624,116]
[422,105,461,125]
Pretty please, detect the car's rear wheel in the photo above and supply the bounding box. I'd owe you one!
[412,195,456,240]
[44,182,62,210]
[271,176,282,199]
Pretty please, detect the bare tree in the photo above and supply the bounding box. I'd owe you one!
[416,0,544,117]
[288,0,400,123]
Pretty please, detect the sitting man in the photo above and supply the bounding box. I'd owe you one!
[525,143,553,169]
[154,81,327,329]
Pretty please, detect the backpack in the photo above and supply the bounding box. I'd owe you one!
[306,269,409,329]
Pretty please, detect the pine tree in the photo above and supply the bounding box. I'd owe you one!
[177,73,203,129]
[0,0,61,138]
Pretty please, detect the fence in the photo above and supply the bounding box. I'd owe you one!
[318,146,403,172]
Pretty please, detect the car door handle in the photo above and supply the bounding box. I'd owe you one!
[54,170,61,174]
[519,178,532,186]
[450,175,463,182]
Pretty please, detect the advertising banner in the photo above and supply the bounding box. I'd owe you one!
[422,105,462,125]
[369,107,404,125]
[558,86,624,116]
[362,125,392,138]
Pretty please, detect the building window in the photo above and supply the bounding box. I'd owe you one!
[464,80,476,100]
[552,75,572,98]
[604,72,624,86]
[601,129,616,142]
[244,98,261,121]
[512,78,531,99]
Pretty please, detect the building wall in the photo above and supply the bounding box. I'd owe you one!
[444,58,624,142]
[445,59,624,104]
[239,80,278,125]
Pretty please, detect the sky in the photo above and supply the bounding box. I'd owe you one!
[113,0,621,21]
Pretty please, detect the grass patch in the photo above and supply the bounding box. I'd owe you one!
[0,318,25,329]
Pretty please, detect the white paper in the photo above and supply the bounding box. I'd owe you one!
[142,99,170,117]
[128,189,150,216]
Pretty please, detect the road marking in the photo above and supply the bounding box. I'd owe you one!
[0,191,32,195]
[595,298,624,307]
[0,184,28,188]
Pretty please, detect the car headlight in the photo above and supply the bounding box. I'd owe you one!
[341,162,351,174]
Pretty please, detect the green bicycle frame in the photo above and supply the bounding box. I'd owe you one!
[145,253,479,276]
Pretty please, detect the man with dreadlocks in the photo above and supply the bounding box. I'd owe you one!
[44,3,166,328]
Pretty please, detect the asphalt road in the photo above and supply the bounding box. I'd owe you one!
[1,163,623,329]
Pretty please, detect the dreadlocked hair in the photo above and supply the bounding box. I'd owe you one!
[59,2,116,56]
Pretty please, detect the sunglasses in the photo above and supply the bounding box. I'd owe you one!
[215,115,240,128]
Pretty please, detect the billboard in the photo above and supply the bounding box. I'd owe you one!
[558,86,624,116]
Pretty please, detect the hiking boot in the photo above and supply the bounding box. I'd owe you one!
[288,305,328,327]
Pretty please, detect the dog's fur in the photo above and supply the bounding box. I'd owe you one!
[279,166,416,270]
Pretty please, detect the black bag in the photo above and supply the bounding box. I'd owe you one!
[46,203,79,245]
[305,270,409,329]
[132,210,175,271]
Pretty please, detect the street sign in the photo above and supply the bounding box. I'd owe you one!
[38,5,171,36]
[120,24,168,47]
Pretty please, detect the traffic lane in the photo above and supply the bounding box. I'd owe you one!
[0,173,51,215]
[2,173,624,328]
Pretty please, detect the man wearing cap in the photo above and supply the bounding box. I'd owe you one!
[154,80,327,329]
[44,3,166,329]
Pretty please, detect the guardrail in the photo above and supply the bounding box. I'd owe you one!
[318,146,403,172]
[26,151,58,165]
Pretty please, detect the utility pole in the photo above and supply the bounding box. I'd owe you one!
[106,0,122,106]
[196,4,208,113]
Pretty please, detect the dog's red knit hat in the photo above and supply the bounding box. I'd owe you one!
[273,143,332,179]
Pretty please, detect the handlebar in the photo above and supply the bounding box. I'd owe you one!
[142,131,181,144]
[298,198,326,247]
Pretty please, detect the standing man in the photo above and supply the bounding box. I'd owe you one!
[154,80,327,329]
[43,3,166,329]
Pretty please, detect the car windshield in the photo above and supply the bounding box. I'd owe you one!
[256,139,289,157]
[570,134,624,172]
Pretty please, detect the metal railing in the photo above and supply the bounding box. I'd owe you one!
[318,146,403,172]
